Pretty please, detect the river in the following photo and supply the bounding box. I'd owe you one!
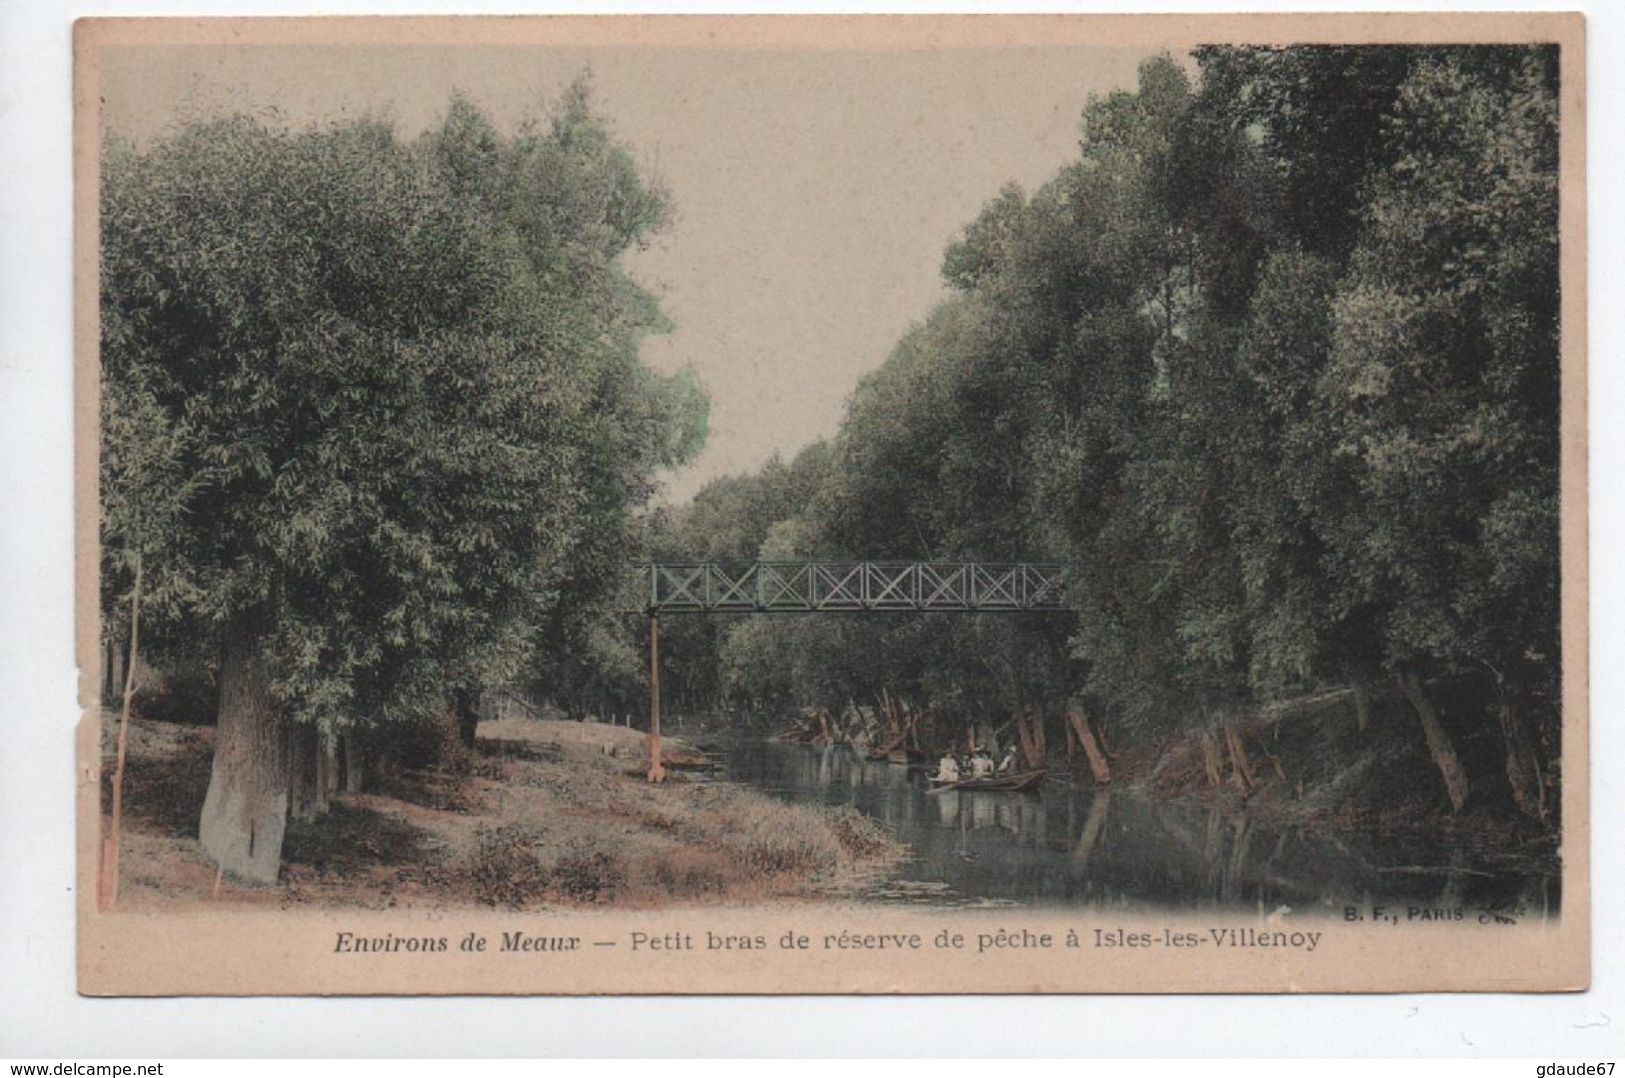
[724,740,1556,914]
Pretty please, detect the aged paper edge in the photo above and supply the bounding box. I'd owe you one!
[72,11,1589,997]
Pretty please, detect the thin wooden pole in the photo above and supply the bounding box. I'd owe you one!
[647,611,666,783]
[102,554,142,910]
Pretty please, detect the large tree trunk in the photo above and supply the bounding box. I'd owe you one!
[453,688,480,750]
[1015,712,1043,770]
[198,617,290,884]
[318,734,338,812]
[1222,719,1257,796]
[340,730,365,794]
[1066,705,1112,784]
[1352,680,1372,733]
[288,723,337,822]
[103,636,124,705]
[1496,698,1546,821]
[1199,729,1224,790]
[288,722,319,823]
[1397,669,1470,814]
[880,689,900,742]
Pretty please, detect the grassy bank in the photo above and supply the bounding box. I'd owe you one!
[99,713,902,911]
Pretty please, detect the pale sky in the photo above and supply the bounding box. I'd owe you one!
[101,39,1156,502]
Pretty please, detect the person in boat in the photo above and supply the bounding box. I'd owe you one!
[997,744,1019,775]
[971,749,995,779]
[935,752,960,784]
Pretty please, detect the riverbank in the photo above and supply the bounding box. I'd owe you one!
[98,712,903,911]
[1117,684,1558,865]
[751,680,1559,879]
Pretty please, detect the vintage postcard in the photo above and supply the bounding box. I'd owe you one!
[75,13,1587,995]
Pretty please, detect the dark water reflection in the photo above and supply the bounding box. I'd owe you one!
[724,740,1556,914]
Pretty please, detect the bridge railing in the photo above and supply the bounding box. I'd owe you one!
[646,561,1071,613]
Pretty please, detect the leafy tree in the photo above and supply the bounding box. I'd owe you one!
[1317,49,1560,813]
[1192,45,1417,261]
[100,88,700,880]
[678,45,1561,823]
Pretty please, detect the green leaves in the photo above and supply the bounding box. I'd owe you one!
[664,45,1560,748]
[101,86,705,730]
[1317,49,1560,680]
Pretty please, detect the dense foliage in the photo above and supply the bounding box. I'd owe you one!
[100,43,1564,886]
[658,46,1562,816]
[101,84,705,875]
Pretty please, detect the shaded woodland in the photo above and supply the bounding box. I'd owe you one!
[650,46,1562,828]
[99,46,1564,890]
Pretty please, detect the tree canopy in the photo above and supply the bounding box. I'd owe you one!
[100,44,1565,885]
[658,46,1562,816]
[101,84,706,877]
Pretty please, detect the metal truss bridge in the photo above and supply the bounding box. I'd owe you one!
[645,561,1072,614]
[636,560,1071,781]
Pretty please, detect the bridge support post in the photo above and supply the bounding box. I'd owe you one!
[647,611,666,784]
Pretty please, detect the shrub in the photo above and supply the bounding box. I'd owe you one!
[734,807,841,878]
[468,824,548,909]
[823,805,894,859]
[551,841,626,903]
[648,848,731,898]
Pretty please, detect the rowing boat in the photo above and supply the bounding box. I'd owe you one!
[928,769,1047,793]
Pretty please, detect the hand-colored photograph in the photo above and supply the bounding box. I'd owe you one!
[75,14,1586,995]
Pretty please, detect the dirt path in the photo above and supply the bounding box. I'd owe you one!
[100,713,902,911]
